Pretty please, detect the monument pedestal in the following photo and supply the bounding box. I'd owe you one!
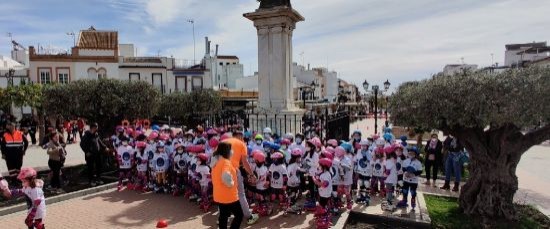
[244,6,305,133]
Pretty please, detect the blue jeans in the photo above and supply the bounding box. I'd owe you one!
[445,152,462,182]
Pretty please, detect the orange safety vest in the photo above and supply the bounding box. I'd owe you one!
[3,131,24,148]
[212,158,238,204]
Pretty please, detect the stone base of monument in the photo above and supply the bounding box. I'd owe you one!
[248,109,304,135]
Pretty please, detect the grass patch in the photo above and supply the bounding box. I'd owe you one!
[424,194,550,229]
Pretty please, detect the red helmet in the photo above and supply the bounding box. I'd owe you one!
[186,145,205,154]
[156,219,168,228]
[319,158,333,168]
[334,146,346,158]
[327,139,338,147]
[207,129,218,135]
[159,134,170,141]
[271,152,284,160]
[126,127,134,136]
[134,130,143,138]
[17,167,37,180]
[136,141,147,148]
[148,132,159,140]
[197,153,209,162]
[384,145,395,154]
[209,137,219,148]
[321,149,334,160]
[372,134,380,140]
[291,148,303,157]
[220,133,231,141]
[280,139,291,145]
[252,150,266,163]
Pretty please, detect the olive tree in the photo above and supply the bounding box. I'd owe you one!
[389,67,550,220]
[158,89,222,125]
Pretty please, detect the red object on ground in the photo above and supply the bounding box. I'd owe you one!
[156,219,168,228]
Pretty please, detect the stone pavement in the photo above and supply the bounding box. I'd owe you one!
[0,188,319,229]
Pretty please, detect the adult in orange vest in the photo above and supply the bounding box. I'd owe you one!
[212,142,243,229]
[1,122,28,176]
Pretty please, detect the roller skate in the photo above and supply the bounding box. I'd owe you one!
[304,198,317,211]
[285,204,303,215]
[381,201,396,212]
[315,207,331,229]
[396,199,408,208]
[346,200,353,210]
[252,203,273,217]
[314,205,327,217]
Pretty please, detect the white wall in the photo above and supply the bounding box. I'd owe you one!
[29,61,74,83]
[79,49,115,57]
[235,74,258,90]
[119,44,135,57]
[74,62,118,80]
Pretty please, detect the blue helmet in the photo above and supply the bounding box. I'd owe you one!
[244,131,252,139]
[383,133,393,142]
[352,130,362,136]
[400,135,408,142]
[408,146,419,155]
[152,125,160,131]
[340,142,353,154]
[384,127,392,133]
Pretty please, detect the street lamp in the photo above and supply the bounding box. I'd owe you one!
[363,79,390,134]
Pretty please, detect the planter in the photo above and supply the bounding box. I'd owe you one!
[345,211,431,229]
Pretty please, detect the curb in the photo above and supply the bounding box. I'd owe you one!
[416,192,432,223]
[333,209,350,228]
[0,182,116,217]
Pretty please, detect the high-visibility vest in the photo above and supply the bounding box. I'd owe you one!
[212,158,238,204]
[3,131,24,148]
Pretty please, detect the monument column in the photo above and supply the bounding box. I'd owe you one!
[244,4,305,134]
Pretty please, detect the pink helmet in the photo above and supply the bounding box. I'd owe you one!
[148,132,159,140]
[280,139,291,145]
[321,149,334,160]
[271,152,284,160]
[134,130,143,138]
[291,148,303,157]
[319,158,333,168]
[197,153,209,162]
[394,143,403,150]
[384,145,395,154]
[308,137,322,148]
[325,146,335,154]
[186,145,205,153]
[17,167,37,180]
[159,134,169,141]
[206,129,218,135]
[220,133,231,141]
[327,139,338,147]
[374,147,384,155]
[174,143,184,150]
[209,137,219,148]
[136,141,147,148]
[334,146,346,158]
[252,150,266,163]
[372,134,380,140]
[126,127,134,136]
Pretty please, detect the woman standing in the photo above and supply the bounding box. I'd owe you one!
[212,142,243,229]
[46,132,67,193]
[423,133,442,186]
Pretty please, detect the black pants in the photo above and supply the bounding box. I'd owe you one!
[28,130,37,145]
[85,155,102,182]
[425,159,439,181]
[48,159,63,188]
[307,176,316,198]
[218,201,243,229]
[5,151,24,175]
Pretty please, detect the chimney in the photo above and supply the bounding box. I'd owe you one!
[307,63,310,70]
[215,44,219,57]
[205,37,210,55]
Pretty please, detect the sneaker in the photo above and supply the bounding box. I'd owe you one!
[247,213,259,225]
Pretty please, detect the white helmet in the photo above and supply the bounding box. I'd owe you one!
[375,139,385,146]
[263,127,272,134]
[284,132,294,140]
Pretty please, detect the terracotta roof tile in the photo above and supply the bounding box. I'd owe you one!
[77,28,118,49]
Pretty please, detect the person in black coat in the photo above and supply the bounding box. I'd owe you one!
[423,134,442,186]
[80,123,107,186]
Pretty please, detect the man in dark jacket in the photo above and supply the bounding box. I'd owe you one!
[1,122,28,176]
[80,123,107,186]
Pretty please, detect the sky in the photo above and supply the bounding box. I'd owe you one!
[1,0,549,88]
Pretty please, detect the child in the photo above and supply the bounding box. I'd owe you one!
[146,132,158,189]
[314,158,333,229]
[279,139,291,164]
[171,144,188,195]
[116,136,135,191]
[134,141,149,192]
[269,152,288,211]
[383,149,398,211]
[196,153,211,211]
[324,148,341,213]
[397,147,423,210]
[7,168,46,229]
[394,144,406,195]
[302,138,320,201]
[286,148,304,214]
[370,147,385,196]
[354,139,372,204]
[252,151,272,216]
[153,142,169,193]
[338,146,354,210]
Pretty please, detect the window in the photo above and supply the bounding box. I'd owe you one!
[192,76,203,91]
[39,69,51,84]
[87,68,97,78]
[98,68,107,79]
[219,63,223,66]
[57,68,69,84]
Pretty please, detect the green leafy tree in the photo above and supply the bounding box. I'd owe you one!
[390,67,550,220]
[158,89,222,125]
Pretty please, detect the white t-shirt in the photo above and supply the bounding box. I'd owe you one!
[23,187,46,220]
[396,156,405,175]
[255,165,269,190]
[196,165,211,187]
[384,159,398,185]
[330,157,341,186]
[269,164,287,189]
[188,155,198,179]
[116,145,135,169]
[371,158,385,177]
[153,152,169,172]
[286,163,301,187]
[355,150,373,177]
[302,152,319,176]
[135,152,149,172]
[173,152,189,174]
[340,156,354,185]
[402,158,423,184]
[318,171,333,198]
[146,144,156,168]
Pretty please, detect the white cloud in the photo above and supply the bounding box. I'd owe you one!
[145,0,192,25]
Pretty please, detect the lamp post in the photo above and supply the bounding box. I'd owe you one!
[363,79,391,134]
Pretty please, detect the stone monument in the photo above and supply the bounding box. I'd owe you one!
[244,0,305,134]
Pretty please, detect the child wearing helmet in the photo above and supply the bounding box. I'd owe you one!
[370,148,386,196]
[171,144,189,195]
[338,146,354,210]
[250,134,264,153]
[383,150,398,211]
[397,147,423,210]
[269,152,288,211]
[134,141,149,192]
[303,139,320,200]
[153,142,170,193]
[314,158,333,224]
[262,127,273,142]
[116,136,135,191]
[286,148,304,213]
[289,133,306,155]
[279,139,291,164]
[329,148,342,213]
[196,153,211,209]
[252,151,271,215]
[394,144,406,191]
[7,168,46,229]
[146,136,157,190]
[354,139,373,204]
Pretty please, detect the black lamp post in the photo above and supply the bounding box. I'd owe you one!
[363,79,391,134]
